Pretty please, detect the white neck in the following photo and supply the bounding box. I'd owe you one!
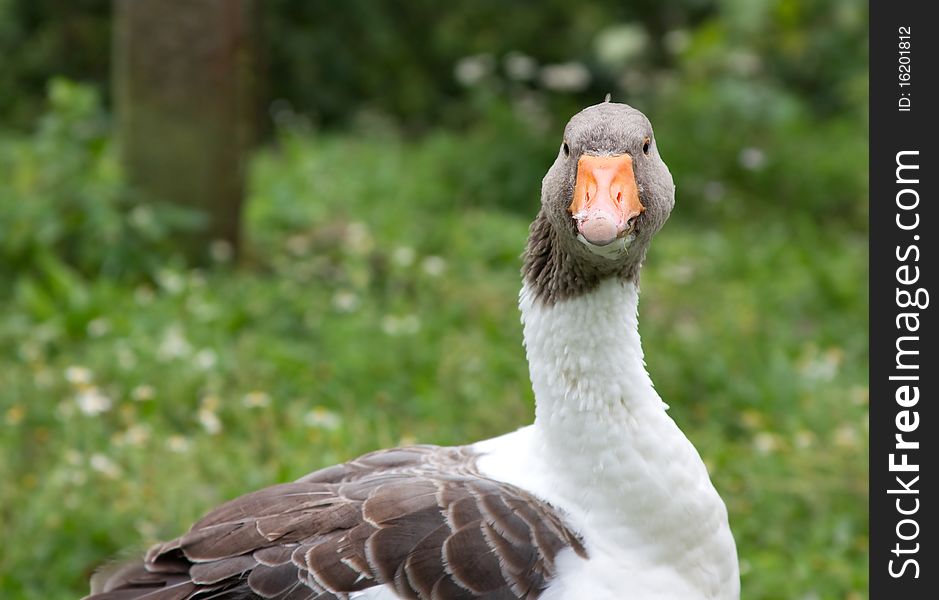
[512,278,739,596]
[520,278,674,518]
[521,279,660,427]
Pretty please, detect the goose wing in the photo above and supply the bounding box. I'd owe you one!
[85,445,586,600]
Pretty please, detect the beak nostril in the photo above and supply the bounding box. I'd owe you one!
[569,154,642,234]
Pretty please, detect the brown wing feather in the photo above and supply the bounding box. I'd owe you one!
[84,445,586,600]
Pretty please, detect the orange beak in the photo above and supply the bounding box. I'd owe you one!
[568,154,645,246]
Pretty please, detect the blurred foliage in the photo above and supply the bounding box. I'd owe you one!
[1,1,866,128]
[0,79,200,291]
[0,0,868,225]
[0,1,867,599]
[1,126,867,598]
[0,0,111,126]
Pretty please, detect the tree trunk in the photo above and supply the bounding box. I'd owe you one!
[113,0,257,262]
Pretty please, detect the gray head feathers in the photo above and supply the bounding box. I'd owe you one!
[523,102,675,305]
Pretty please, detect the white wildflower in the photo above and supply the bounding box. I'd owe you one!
[834,425,860,449]
[850,385,869,406]
[738,147,767,171]
[129,205,155,230]
[166,435,191,453]
[345,222,373,254]
[116,344,138,370]
[86,318,110,338]
[594,25,649,67]
[194,348,218,370]
[156,269,186,295]
[381,315,401,336]
[200,394,221,411]
[392,246,416,267]
[421,256,446,277]
[794,429,815,450]
[64,365,93,386]
[135,520,158,539]
[209,239,234,263]
[332,290,360,313]
[118,424,151,447]
[131,384,156,402]
[304,407,342,431]
[242,391,271,409]
[18,341,43,363]
[197,408,222,435]
[89,453,121,479]
[66,468,87,486]
[5,405,25,426]
[75,387,112,416]
[158,325,192,361]
[381,314,421,336]
[65,449,83,465]
[540,62,591,92]
[753,431,779,455]
[454,54,495,86]
[799,346,843,382]
[504,52,537,81]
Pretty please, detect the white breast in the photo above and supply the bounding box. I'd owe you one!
[473,280,739,599]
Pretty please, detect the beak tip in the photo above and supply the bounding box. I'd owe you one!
[577,214,620,246]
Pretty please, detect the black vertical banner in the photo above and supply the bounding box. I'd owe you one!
[870,1,937,597]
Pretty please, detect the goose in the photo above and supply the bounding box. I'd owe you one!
[85,101,740,600]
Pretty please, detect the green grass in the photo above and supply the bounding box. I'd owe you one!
[0,132,867,599]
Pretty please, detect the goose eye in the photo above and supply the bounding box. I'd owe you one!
[562,142,570,158]
[642,137,651,155]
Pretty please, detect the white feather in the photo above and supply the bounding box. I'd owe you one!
[351,584,400,599]
[473,279,740,599]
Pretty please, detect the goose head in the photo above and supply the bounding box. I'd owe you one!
[524,101,676,302]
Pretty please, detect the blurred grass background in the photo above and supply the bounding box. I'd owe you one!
[0,1,867,598]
